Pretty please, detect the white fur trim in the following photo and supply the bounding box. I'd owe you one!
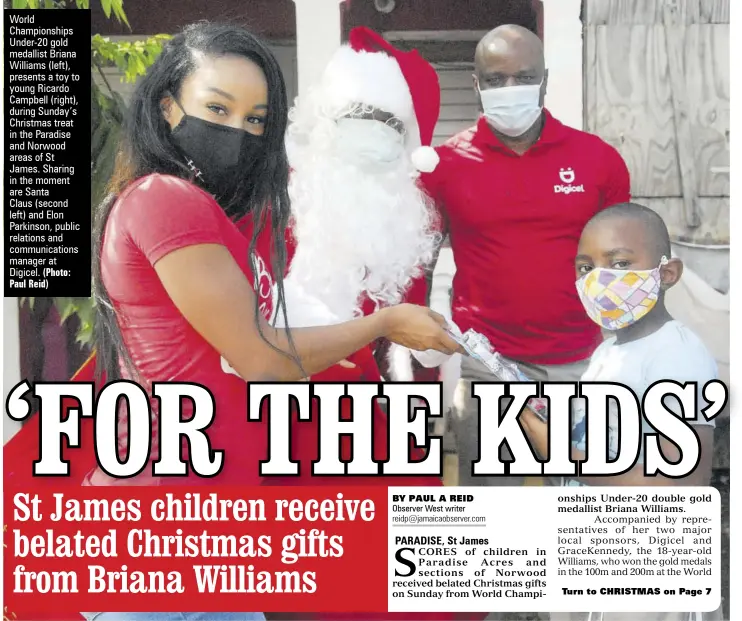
[322,46,414,125]
[410,348,450,368]
[275,277,344,328]
[387,343,415,381]
[410,146,439,173]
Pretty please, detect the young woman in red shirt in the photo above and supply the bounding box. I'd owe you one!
[4,22,469,621]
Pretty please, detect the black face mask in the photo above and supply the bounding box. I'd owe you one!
[169,98,264,206]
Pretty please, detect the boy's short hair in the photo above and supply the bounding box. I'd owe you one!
[586,202,672,261]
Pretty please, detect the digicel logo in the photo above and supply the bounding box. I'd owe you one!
[554,184,585,194]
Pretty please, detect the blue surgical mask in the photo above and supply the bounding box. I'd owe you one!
[478,82,543,137]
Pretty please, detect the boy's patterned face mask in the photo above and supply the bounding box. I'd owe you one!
[575,256,669,331]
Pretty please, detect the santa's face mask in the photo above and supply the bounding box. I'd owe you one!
[334,118,405,167]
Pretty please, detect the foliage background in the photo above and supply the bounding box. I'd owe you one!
[12,0,169,348]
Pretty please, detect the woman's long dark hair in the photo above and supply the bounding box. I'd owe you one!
[93,21,296,381]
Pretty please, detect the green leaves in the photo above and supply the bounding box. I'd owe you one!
[91,81,124,209]
[13,0,128,23]
[13,0,67,8]
[53,298,97,345]
[92,34,170,83]
[109,0,129,27]
[94,0,127,26]
[71,298,97,346]
[19,297,95,345]
[54,297,80,323]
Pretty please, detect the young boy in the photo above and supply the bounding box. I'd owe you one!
[522,201,718,484]
[520,202,722,621]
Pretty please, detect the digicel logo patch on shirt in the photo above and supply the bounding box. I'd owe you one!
[554,166,585,194]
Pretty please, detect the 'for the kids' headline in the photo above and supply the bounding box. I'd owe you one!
[5,379,728,480]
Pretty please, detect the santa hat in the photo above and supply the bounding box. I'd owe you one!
[318,26,441,173]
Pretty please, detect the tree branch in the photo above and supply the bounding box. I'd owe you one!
[93,59,114,97]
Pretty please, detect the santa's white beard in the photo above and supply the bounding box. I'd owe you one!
[284,143,439,325]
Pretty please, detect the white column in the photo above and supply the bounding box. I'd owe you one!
[293,0,346,99]
[430,248,460,416]
[3,298,23,444]
[541,0,583,130]
[430,247,456,321]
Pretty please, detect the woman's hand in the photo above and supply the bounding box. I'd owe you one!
[154,244,449,381]
[379,304,463,355]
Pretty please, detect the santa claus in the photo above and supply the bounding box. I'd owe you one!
[220,27,449,481]
[275,27,464,452]
[220,27,445,389]
[276,27,442,380]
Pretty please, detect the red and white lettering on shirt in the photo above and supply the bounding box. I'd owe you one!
[97,173,439,488]
[422,111,631,365]
[99,174,276,486]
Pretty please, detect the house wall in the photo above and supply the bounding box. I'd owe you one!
[92,1,543,150]
[93,40,299,113]
[542,0,583,130]
[582,0,730,470]
[583,0,730,292]
[91,0,539,39]
[342,0,538,35]
[91,0,298,38]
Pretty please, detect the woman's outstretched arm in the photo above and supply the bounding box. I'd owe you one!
[154,243,460,381]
